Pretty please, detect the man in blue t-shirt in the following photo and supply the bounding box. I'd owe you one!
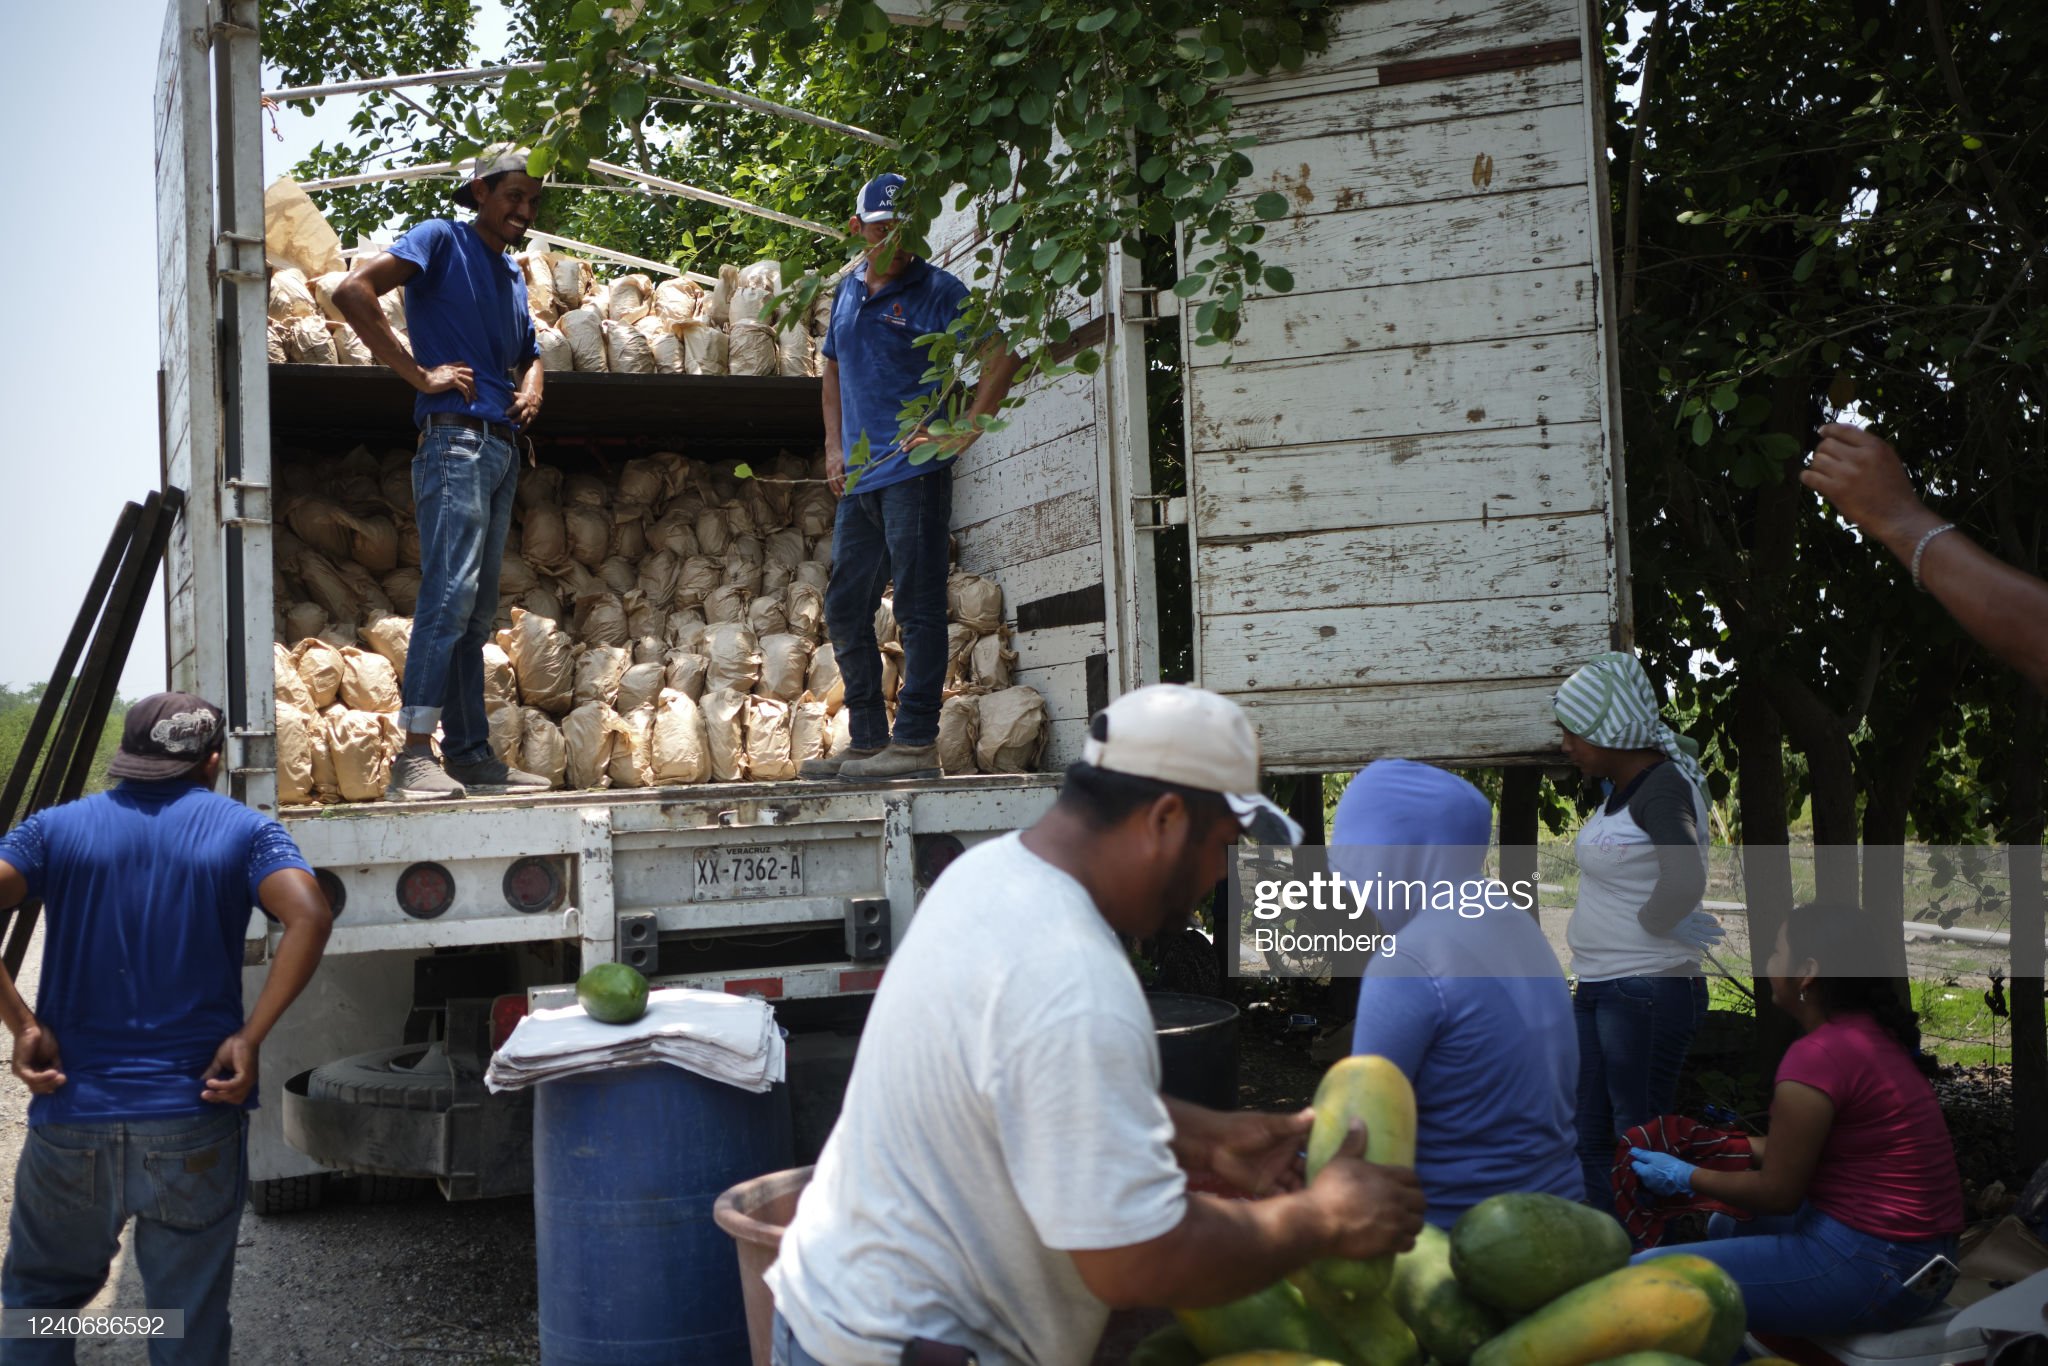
[0,693,332,1360]
[804,173,1025,782]
[335,144,552,802]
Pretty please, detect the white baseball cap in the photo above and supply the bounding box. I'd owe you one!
[454,144,541,209]
[1081,685,1303,844]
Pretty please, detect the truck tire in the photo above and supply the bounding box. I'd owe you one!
[336,1174,437,1205]
[304,1044,455,1111]
[248,1174,325,1216]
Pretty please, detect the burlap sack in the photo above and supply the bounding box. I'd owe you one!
[807,644,844,713]
[550,254,592,311]
[285,498,356,560]
[317,621,357,652]
[330,322,375,366]
[972,631,1016,690]
[631,551,678,611]
[560,305,607,371]
[517,252,557,322]
[508,607,575,714]
[778,326,815,377]
[650,689,710,784]
[636,315,684,373]
[276,703,316,805]
[707,264,737,326]
[328,710,397,801]
[748,596,788,638]
[615,661,666,714]
[599,555,638,595]
[727,320,780,376]
[790,693,830,767]
[881,642,904,702]
[487,700,525,770]
[679,320,728,375]
[705,624,762,693]
[703,585,749,625]
[874,596,898,646]
[519,464,564,509]
[700,688,749,782]
[744,697,796,780]
[945,623,977,689]
[267,322,288,363]
[793,487,837,539]
[308,705,342,802]
[975,687,1048,772]
[785,583,824,642]
[795,560,830,594]
[948,572,1004,633]
[264,178,345,278]
[336,561,394,620]
[521,708,567,788]
[338,646,401,713]
[664,651,710,700]
[349,513,399,572]
[827,708,852,758]
[938,694,981,776]
[755,634,813,702]
[649,511,699,559]
[576,593,630,648]
[361,616,412,682]
[667,612,707,652]
[293,638,346,708]
[284,602,327,643]
[677,555,722,608]
[607,273,653,324]
[565,506,610,567]
[268,267,318,322]
[603,318,658,373]
[525,585,566,623]
[632,635,666,666]
[694,508,734,557]
[574,645,630,707]
[563,702,627,790]
[538,324,573,371]
[523,505,570,570]
[724,560,765,601]
[608,706,657,788]
[481,640,517,708]
[374,567,420,614]
[653,278,702,325]
[286,315,337,364]
[312,271,351,319]
[274,643,315,713]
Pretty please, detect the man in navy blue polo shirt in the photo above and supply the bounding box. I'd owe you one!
[0,693,332,1362]
[805,173,1025,782]
[336,145,553,802]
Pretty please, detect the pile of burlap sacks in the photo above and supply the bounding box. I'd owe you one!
[269,447,1047,805]
[264,254,825,379]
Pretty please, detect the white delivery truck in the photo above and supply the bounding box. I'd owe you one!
[154,0,1628,1209]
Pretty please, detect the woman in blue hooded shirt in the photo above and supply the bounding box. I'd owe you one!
[1338,760,1582,1225]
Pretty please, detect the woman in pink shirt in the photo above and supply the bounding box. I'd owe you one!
[1631,904,1964,1334]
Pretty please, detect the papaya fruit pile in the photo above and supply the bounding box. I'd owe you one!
[1127,1057,1746,1366]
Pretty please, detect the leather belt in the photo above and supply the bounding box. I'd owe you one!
[422,411,516,442]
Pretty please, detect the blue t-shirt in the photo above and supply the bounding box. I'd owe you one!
[821,256,973,494]
[388,218,538,430]
[0,781,313,1126]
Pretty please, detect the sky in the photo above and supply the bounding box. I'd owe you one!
[0,1,510,700]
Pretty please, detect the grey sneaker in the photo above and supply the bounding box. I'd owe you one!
[445,756,552,794]
[386,749,466,802]
[838,743,941,782]
[798,747,881,779]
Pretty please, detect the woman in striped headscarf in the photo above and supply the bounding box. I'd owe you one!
[1553,651,1721,1214]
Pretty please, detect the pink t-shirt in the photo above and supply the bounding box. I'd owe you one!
[1776,1013,1964,1240]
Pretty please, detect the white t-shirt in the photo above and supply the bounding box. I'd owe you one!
[1567,768,1710,981]
[766,833,1187,1366]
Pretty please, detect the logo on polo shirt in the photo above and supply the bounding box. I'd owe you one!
[885,302,908,327]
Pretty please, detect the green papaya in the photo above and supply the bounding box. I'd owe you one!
[1176,1280,1355,1362]
[1448,1193,1631,1314]
[1638,1255,1745,1366]
[1469,1265,1718,1366]
[1391,1224,1506,1366]
[1125,1322,1203,1366]
[1304,1056,1417,1301]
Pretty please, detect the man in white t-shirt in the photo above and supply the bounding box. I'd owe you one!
[767,685,1428,1366]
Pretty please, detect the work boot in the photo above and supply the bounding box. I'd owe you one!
[798,747,882,779]
[445,755,553,794]
[385,749,466,802]
[838,743,941,782]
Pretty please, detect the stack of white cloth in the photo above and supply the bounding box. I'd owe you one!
[485,986,785,1093]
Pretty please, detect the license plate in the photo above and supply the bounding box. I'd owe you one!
[690,845,804,901]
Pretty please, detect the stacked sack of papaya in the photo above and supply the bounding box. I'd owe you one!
[269,446,1047,805]
[1128,1057,1753,1366]
[264,254,830,380]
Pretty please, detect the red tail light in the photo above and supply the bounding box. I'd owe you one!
[490,992,530,1052]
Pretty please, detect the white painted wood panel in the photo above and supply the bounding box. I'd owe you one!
[1190,332,1599,453]
[1197,511,1610,614]
[971,543,1104,615]
[1238,185,1590,297]
[1192,423,1608,536]
[1189,265,1595,371]
[1245,679,1571,770]
[1232,63,1580,142]
[952,425,1096,528]
[1237,103,1586,220]
[954,487,1102,572]
[1012,622,1104,672]
[1201,594,1612,694]
[1228,0,1579,101]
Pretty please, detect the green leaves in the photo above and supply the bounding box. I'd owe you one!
[1077,6,1119,32]
[1252,191,1289,220]
[1690,410,1714,446]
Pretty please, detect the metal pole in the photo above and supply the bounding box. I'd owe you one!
[520,229,692,281]
[264,61,544,103]
[621,60,899,149]
[587,159,844,237]
[297,162,457,192]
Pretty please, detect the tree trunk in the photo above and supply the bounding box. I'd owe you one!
[1500,767,1541,922]
[1737,681,1800,1074]
[2006,694,2047,1175]
[1861,650,1963,979]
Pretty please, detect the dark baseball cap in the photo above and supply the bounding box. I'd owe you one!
[107,692,227,781]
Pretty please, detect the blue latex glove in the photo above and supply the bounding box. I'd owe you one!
[1630,1147,1696,1197]
[1668,910,1726,951]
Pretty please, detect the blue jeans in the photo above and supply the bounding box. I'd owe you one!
[771,1311,829,1366]
[1575,974,1710,1208]
[1,1111,247,1365]
[823,470,952,750]
[1637,1205,1957,1336]
[401,424,519,762]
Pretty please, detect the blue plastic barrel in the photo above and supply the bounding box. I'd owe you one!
[534,1063,793,1365]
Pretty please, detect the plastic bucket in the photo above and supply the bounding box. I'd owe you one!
[713,1165,816,1366]
[1148,991,1241,1110]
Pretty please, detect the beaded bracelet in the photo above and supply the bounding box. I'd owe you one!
[1909,522,1956,591]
